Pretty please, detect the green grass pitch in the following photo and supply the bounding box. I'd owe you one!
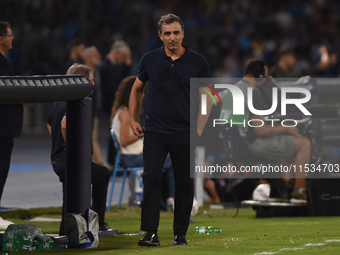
[1,204,340,254]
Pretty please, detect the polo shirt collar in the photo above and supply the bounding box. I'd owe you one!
[161,45,190,61]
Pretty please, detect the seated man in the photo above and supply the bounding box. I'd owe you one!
[47,63,113,235]
[219,59,310,202]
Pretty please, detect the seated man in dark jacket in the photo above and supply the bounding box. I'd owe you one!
[47,63,113,235]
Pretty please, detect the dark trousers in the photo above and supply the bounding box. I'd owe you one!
[53,152,110,235]
[0,137,14,202]
[141,132,194,236]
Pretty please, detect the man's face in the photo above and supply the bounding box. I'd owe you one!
[76,44,85,60]
[116,49,131,64]
[264,67,268,78]
[158,22,184,52]
[0,27,14,52]
[87,48,101,68]
[284,54,295,67]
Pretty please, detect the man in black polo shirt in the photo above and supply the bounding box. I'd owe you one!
[129,13,210,246]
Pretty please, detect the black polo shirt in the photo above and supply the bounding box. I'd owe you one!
[137,45,210,134]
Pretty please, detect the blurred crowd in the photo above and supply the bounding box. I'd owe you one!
[2,0,340,135]
[2,0,340,207]
[1,0,340,78]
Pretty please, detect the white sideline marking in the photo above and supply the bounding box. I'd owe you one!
[304,243,324,246]
[325,239,340,242]
[254,252,278,255]
[266,222,319,225]
[280,247,304,251]
[257,239,337,255]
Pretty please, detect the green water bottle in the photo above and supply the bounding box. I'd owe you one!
[195,226,222,234]
[2,232,13,252]
[11,235,35,252]
[34,237,67,251]
[45,238,68,250]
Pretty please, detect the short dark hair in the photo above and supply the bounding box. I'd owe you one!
[157,13,184,33]
[67,39,84,52]
[278,48,295,59]
[0,21,10,36]
[244,59,267,78]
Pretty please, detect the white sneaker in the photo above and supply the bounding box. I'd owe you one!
[0,216,14,229]
[290,187,307,204]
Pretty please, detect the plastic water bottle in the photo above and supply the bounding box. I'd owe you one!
[7,235,35,252]
[34,236,67,251]
[195,226,222,234]
[47,239,68,250]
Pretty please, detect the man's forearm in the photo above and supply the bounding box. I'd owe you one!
[129,89,141,123]
[197,97,212,136]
